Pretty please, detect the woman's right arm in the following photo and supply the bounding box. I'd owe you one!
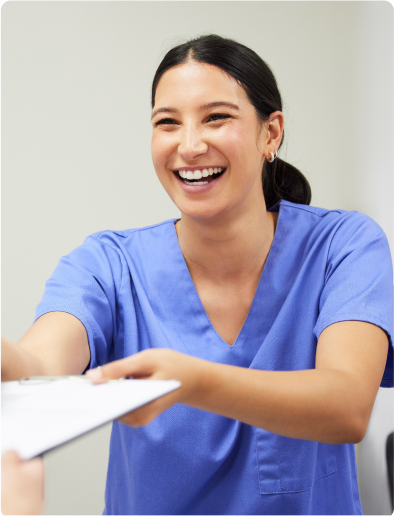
[1,312,91,381]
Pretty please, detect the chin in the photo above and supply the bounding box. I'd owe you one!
[161,181,228,221]
[178,203,225,222]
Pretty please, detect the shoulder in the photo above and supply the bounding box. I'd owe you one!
[277,200,387,247]
[56,219,178,279]
[80,218,178,251]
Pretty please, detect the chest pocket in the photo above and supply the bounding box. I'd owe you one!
[254,428,338,494]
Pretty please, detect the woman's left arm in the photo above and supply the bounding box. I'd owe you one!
[87,320,388,444]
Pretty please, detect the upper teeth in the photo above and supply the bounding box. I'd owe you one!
[178,167,224,179]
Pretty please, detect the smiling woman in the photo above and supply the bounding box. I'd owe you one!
[151,36,310,216]
[2,34,393,515]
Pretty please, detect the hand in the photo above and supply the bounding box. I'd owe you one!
[1,451,45,515]
[86,349,208,427]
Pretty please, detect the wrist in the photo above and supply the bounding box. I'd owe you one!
[181,356,218,408]
[1,338,19,381]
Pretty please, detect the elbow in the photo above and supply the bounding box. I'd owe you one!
[345,422,367,445]
[335,411,369,445]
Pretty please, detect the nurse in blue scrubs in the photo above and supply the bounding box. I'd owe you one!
[2,35,393,515]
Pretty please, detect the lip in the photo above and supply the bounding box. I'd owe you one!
[174,169,226,194]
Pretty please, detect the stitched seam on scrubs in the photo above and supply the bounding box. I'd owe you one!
[260,457,338,495]
[275,441,327,493]
[233,198,286,349]
[259,473,336,495]
[280,200,344,217]
[94,222,179,356]
[94,218,179,240]
[166,220,236,349]
[176,252,233,348]
[253,428,263,494]
[277,434,286,492]
[323,212,384,284]
[148,262,194,356]
[34,306,97,369]
[315,314,392,343]
[92,236,126,352]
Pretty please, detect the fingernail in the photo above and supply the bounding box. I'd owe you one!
[86,366,103,384]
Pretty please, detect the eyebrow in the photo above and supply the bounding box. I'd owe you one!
[151,101,240,120]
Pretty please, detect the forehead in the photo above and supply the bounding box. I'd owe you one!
[154,61,250,109]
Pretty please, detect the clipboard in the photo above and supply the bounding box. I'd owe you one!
[1,376,181,460]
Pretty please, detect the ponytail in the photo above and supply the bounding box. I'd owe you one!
[263,157,311,209]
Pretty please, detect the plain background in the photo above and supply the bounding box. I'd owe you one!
[1,1,393,515]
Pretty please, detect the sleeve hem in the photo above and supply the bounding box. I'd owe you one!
[314,313,392,348]
[34,306,97,371]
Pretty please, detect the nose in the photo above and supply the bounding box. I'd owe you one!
[177,125,208,160]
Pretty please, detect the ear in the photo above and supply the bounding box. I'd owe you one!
[260,111,284,161]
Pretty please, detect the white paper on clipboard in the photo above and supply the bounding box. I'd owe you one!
[1,378,181,460]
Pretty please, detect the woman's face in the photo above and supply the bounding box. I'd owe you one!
[151,60,273,221]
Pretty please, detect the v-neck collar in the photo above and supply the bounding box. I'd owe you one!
[162,202,283,359]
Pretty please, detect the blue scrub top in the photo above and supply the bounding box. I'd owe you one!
[35,200,393,515]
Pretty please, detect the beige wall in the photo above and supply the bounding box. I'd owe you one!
[346,0,394,516]
[2,2,393,514]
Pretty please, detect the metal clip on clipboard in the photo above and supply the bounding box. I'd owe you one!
[18,375,125,384]
[19,375,89,385]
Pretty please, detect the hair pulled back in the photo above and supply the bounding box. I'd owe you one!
[152,35,311,209]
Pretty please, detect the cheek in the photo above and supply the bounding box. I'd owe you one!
[214,125,257,164]
[151,134,164,171]
[151,137,175,185]
[151,136,175,193]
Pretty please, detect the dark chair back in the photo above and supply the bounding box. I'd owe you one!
[387,431,393,511]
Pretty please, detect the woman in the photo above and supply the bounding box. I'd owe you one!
[2,35,393,515]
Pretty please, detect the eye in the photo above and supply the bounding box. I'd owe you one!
[154,118,178,127]
[207,113,231,123]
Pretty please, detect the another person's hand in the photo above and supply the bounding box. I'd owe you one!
[1,451,45,515]
[86,349,206,427]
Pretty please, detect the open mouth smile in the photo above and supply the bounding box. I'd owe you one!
[173,167,226,185]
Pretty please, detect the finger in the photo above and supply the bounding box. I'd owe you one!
[87,351,156,383]
[117,388,180,427]
[1,450,22,465]
[86,366,104,384]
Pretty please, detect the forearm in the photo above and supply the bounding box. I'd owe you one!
[1,337,48,381]
[90,323,385,442]
[187,361,366,444]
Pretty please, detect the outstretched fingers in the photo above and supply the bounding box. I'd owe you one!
[86,350,160,384]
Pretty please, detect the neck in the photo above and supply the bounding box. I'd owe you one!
[175,200,278,285]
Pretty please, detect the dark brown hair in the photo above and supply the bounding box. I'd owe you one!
[152,34,311,208]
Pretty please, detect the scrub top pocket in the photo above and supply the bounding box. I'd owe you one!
[255,428,338,494]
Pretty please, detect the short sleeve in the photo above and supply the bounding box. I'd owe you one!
[313,213,394,388]
[34,235,124,371]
